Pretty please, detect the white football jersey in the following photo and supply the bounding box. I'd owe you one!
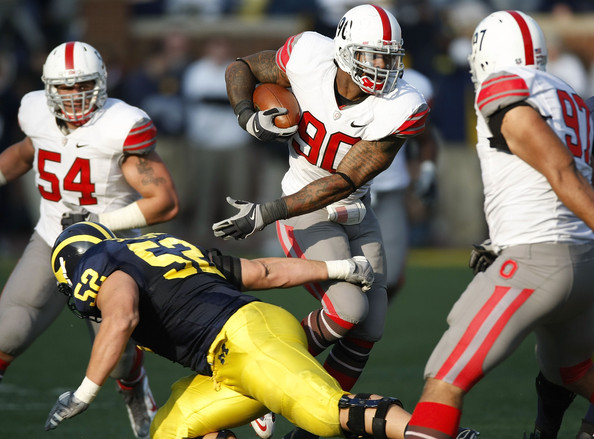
[276,32,428,201]
[475,66,594,249]
[19,91,157,246]
[372,68,434,192]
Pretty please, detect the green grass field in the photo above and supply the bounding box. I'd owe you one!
[0,249,587,438]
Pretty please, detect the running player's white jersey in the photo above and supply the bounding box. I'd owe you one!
[18,91,157,246]
[475,66,594,249]
[372,68,434,192]
[276,32,428,202]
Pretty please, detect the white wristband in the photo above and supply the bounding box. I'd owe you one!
[97,201,148,231]
[0,169,7,186]
[73,376,101,404]
[325,260,351,280]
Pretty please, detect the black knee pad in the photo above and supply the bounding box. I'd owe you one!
[338,393,403,439]
[535,371,576,408]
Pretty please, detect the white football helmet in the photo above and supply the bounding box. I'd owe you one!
[42,41,108,125]
[468,10,547,86]
[334,4,405,95]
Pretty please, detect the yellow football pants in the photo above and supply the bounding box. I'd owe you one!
[151,302,346,439]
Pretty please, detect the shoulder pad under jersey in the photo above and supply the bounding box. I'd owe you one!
[476,70,530,120]
[123,117,157,155]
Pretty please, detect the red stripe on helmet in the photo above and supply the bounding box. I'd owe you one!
[507,10,534,66]
[371,5,392,41]
[65,41,75,70]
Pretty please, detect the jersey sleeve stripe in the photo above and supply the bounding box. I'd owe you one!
[477,75,529,112]
[123,119,157,153]
[392,106,429,136]
[276,34,298,73]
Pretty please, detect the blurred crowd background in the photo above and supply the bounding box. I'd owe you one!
[1,0,593,257]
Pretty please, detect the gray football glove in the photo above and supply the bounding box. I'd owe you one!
[346,256,374,292]
[468,239,497,275]
[45,391,89,431]
[246,108,297,142]
[212,197,266,240]
[326,256,374,292]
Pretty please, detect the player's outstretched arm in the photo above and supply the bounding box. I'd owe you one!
[240,256,374,292]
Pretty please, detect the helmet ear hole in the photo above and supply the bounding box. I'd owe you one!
[51,221,115,286]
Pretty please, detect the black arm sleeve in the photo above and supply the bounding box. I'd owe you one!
[487,101,533,153]
[205,248,243,289]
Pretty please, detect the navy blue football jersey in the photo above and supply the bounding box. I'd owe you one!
[69,232,259,374]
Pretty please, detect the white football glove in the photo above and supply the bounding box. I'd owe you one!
[326,256,374,292]
[45,391,89,431]
[246,108,297,142]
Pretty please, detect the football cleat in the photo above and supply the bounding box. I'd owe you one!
[251,412,276,439]
[116,368,158,439]
[457,427,480,439]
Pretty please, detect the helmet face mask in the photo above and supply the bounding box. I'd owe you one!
[468,10,548,87]
[51,221,116,321]
[334,5,405,95]
[42,41,108,125]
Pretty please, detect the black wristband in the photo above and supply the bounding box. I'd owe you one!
[336,171,357,192]
[233,100,255,130]
[260,198,289,225]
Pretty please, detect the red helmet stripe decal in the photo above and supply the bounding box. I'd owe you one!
[371,5,392,41]
[65,41,75,70]
[507,10,534,65]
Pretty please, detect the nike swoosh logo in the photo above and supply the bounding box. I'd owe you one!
[249,211,256,221]
[253,420,268,431]
[76,143,89,148]
[254,125,261,133]
[350,122,366,128]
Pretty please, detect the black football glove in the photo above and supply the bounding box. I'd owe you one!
[212,197,266,240]
[212,197,288,240]
[246,108,297,142]
[468,239,497,275]
[61,209,99,230]
[45,391,89,431]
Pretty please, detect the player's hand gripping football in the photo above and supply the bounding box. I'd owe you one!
[246,108,298,142]
[212,197,266,240]
[468,239,497,275]
[44,391,89,431]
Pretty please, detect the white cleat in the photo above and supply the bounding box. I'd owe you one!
[251,412,276,439]
[116,368,158,439]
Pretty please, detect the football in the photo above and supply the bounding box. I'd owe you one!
[253,83,300,128]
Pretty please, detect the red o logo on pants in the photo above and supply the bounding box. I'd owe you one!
[500,259,518,279]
